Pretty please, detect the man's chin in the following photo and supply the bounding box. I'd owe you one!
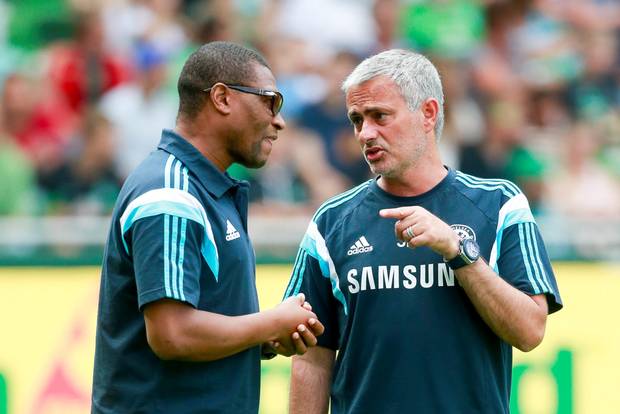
[241,158,268,169]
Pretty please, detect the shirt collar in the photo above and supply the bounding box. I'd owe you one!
[157,129,245,198]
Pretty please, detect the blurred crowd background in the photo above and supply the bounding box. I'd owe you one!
[0,0,619,262]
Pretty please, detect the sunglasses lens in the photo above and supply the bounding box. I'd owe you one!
[273,93,283,115]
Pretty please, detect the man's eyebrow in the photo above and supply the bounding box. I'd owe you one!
[348,106,389,117]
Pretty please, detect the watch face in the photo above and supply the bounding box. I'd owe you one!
[463,239,480,260]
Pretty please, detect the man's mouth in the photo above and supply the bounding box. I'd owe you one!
[364,146,384,161]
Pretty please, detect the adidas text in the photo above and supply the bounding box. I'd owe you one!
[225,220,240,241]
[348,246,373,255]
[347,236,373,255]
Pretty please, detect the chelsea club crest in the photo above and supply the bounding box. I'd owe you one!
[450,224,476,241]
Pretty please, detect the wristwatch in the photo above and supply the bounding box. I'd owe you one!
[445,238,480,270]
[261,343,277,360]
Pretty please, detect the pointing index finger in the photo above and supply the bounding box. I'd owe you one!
[379,207,416,219]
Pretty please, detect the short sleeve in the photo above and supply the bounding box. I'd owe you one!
[129,214,204,310]
[283,247,340,350]
[497,222,563,314]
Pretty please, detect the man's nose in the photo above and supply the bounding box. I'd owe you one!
[358,121,378,143]
[272,112,286,130]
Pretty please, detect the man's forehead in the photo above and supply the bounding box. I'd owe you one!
[250,63,277,88]
[346,77,404,110]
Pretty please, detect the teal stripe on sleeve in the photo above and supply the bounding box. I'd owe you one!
[177,167,189,302]
[163,155,175,297]
[293,251,308,296]
[524,222,547,294]
[170,215,180,299]
[456,172,520,195]
[284,248,305,299]
[173,160,181,189]
[503,208,535,228]
[169,160,181,299]
[121,201,205,236]
[302,226,348,315]
[518,223,540,294]
[177,217,188,301]
[120,196,219,281]
[164,154,174,188]
[528,223,552,292]
[164,214,172,297]
[201,237,219,280]
[455,176,514,198]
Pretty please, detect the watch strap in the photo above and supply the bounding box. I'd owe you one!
[446,252,470,270]
[445,238,478,270]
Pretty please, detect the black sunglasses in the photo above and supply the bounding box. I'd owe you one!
[204,84,284,116]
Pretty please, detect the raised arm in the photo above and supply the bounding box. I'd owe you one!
[380,206,549,352]
[289,346,335,414]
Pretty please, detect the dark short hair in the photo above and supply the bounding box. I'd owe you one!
[177,41,270,119]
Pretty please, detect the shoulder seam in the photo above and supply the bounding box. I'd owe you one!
[312,180,372,222]
[452,179,500,226]
[314,182,372,242]
[454,171,520,199]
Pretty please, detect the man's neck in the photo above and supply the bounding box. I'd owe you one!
[378,159,447,197]
[175,119,231,172]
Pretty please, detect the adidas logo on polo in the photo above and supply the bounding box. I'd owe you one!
[347,236,373,256]
[225,220,240,241]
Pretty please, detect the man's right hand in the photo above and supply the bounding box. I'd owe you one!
[269,293,325,356]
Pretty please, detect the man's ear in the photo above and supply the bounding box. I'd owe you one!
[209,83,232,115]
[421,98,439,134]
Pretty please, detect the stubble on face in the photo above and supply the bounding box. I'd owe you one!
[346,77,428,180]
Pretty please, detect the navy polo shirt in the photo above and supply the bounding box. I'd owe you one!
[284,168,562,414]
[92,129,260,414]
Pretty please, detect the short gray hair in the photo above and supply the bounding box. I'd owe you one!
[342,49,444,140]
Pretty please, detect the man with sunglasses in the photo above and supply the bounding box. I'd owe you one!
[92,41,323,414]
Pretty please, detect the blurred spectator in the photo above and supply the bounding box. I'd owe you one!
[140,0,189,56]
[460,94,549,213]
[296,51,369,186]
[165,13,236,102]
[400,0,485,59]
[0,0,616,263]
[249,124,348,213]
[522,88,573,169]
[1,72,73,170]
[101,0,189,57]
[510,0,581,88]
[38,110,121,215]
[562,0,620,32]
[371,0,405,52]
[436,58,484,168]
[471,1,524,98]
[99,41,176,179]
[566,30,619,120]
[6,0,72,51]
[459,97,526,179]
[184,0,238,42]
[101,0,156,55]
[259,36,327,120]
[273,0,376,56]
[543,122,620,219]
[0,105,37,215]
[46,10,133,117]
